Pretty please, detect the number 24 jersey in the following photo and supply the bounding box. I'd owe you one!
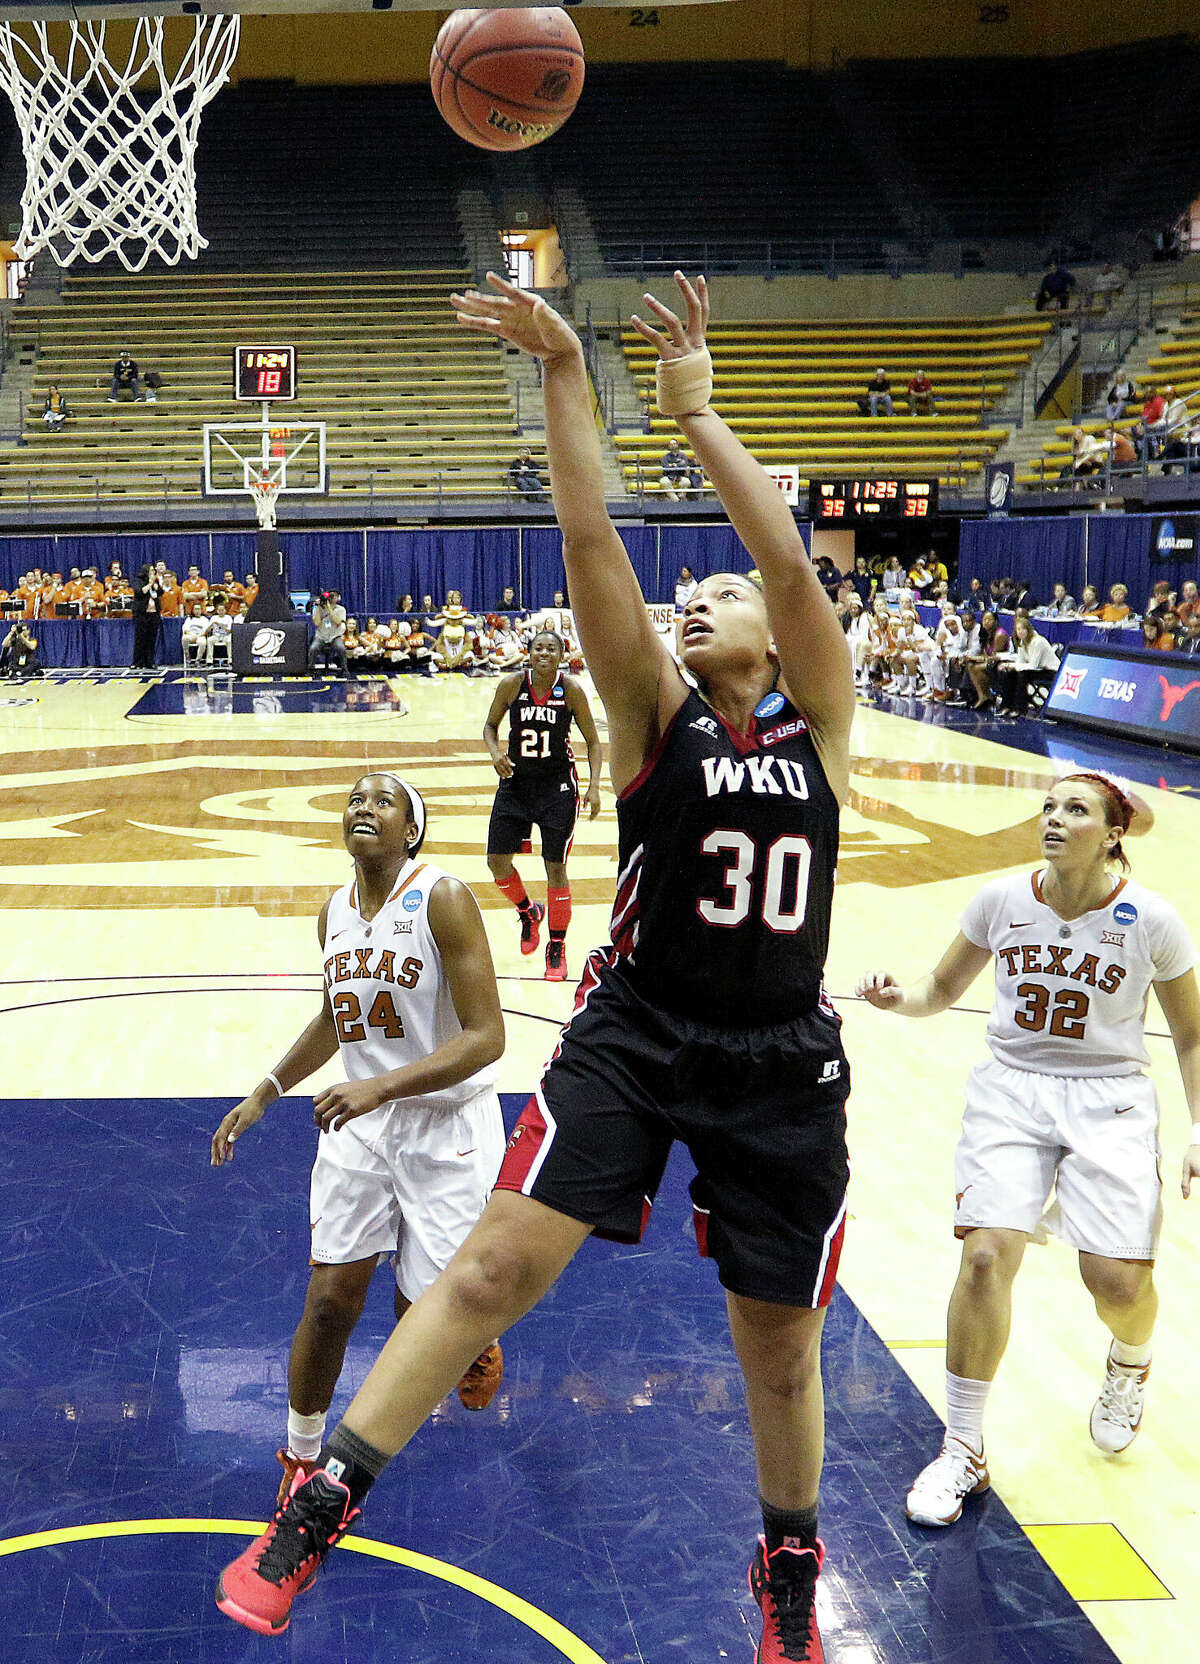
[959,870,1196,1076]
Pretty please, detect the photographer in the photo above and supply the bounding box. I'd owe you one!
[309,588,348,676]
[131,565,164,671]
[1,618,41,679]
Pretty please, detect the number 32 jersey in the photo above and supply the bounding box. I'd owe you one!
[322,860,495,1110]
[611,687,840,1027]
[959,871,1197,1076]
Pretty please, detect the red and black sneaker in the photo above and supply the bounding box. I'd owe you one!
[749,1535,825,1663]
[544,939,567,982]
[519,901,545,956]
[215,1468,360,1636]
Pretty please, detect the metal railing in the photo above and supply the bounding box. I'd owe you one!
[597,238,916,281]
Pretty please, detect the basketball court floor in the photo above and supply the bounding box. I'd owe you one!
[2,664,1198,1664]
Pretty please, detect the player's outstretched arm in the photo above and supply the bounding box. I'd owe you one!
[211,897,340,1164]
[452,273,678,779]
[857,933,991,1019]
[483,672,521,776]
[632,272,855,797]
[313,879,505,1134]
[1153,968,1200,1197]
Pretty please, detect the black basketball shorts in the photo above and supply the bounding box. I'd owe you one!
[496,949,851,1308]
[487,769,578,864]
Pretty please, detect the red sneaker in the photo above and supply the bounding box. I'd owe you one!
[215,1469,359,1636]
[749,1536,825,1663]
[274,1446,317,1507]
[457,1341,504,1410]
[544,939,567,981]
[519,901,545,956]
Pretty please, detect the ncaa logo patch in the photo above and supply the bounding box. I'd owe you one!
[402,890,422,913]
[755,690,786,718]
[1112,901,1138,926]
[251,627,285,659]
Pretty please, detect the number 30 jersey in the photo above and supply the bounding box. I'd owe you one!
[959,871,1196,1076]
[322,860,495,1110]
[611,687,840,1026]
[507,671,575,776]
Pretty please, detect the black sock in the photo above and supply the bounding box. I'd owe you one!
[549,928,566,943]
[318,1424,390,1511]
[761,1498,819,1558]
[518,897,536,916]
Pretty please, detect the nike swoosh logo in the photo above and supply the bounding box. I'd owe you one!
[1008,921,1032,928]
[457,1148,476,1158]
[1114,1106,1135,1115]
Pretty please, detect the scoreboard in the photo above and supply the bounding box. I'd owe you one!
[234,346,296,402]
[809,479,938,520]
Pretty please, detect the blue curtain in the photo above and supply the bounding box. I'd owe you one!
[958,519,1086,604]
[211,533,258,584]
[1086,514,1170,606]
[0,536,58,588]
[280,532,366,615]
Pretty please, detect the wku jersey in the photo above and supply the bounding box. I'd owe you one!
[959,870,1196,1076]
[610,687,840,1027]
[507,670,575,776]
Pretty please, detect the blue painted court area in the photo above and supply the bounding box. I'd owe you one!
[128,673,409,718]
[0,1095,1119,1664]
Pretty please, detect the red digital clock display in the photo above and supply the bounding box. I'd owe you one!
[808,479,938,520]
[233,346,296,402]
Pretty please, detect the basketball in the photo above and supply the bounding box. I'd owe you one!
[430,8,585,152]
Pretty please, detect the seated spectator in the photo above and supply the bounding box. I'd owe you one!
[966,611,1011,709]
[1091,262,1126,308]
[1098,582,1132,623]
[1105,424,1137,468]
[1012,578,1037,610]
[42,384,70,431]
[962,576,985,614]
[1141,616,1176,652]
[108,350,143,403]
[1177,612,1200,654]
[396,592,416,617]
[1140,389,1167,456]
[879,555,907,596]
[181,603,209,670]
[659,438,700,500]
[674,564,698,608]
[206,600,234,668]
[907,555,936,599]
[866,369,894,418]
[995,616,1059,715]
[309,589,348,675]
[1059,427,1105,479]
[1175,579,1200,625]
[1163,385,1190,439]
[1105,375,1138,421]
[507,447,545,500]
[907,370,936,415]
[1,618,41,679]
[1035,261,1077,312]
[1076,584,1102,618]
[1160,418,1200,475]
[1144,580,1174,620]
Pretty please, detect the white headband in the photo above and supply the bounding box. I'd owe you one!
[374,772,426,853]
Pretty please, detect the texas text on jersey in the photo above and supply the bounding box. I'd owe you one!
[611,687,840,1027]
[507,670,575,775]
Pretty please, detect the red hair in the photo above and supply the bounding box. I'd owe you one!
[1058,771,1134,868]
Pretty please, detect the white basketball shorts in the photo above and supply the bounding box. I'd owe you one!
[309,1087,506,1299]
[953,1058,1162,1260]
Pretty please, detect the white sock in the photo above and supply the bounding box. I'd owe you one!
[1110,1337,1152,1368]
[945,1370,991,1454]
[286,1406,327,1462]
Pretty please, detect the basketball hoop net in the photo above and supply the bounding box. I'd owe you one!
[249,474,281,532]
[0,18,241,272]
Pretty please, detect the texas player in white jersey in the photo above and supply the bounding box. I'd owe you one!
[210,772,506,1508]
[858,772,1200,1530]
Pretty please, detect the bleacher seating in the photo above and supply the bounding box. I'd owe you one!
[3,269,532,505]
[615,315,1051,491]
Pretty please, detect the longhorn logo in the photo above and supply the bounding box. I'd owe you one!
[1157,674,1200,722]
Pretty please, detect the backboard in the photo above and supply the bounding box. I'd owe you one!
[203,418,327,496]
[4,1,732,14]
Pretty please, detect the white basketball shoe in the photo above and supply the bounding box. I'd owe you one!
[906,1436,990,1527]
[1090,1346,1150,1454]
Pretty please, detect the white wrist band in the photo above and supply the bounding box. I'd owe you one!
[655,347,713,417]
[1189,1129,1200,1147]
[266,1072,284,1099]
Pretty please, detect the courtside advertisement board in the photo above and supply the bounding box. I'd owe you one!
[1044,641,1200,754]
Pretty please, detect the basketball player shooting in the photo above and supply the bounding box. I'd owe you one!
[209,773,507,1519]
[214,272,855,1664]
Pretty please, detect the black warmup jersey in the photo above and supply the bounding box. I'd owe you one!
[507,671,575,776]
[612,687,839,1026]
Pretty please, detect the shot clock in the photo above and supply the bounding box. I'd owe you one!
[808,479,938,520]
[233,346,296,402]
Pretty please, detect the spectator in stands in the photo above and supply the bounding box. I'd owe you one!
[1060,427,1105,480]
[108,350,143,403]
[1161,416,1200,475]
[1105,424,1137,469]
[507,447,545,501]
[42,384,70,431]
[1098,582,1132,623]
[207,600,234,669]
[1144,580,1174,620]
[963,576,985,614]
[862,596,897,687]
[220,570,245,613]
[907,370,936,416]
[498,586,518,614]
[1178,613,1200,654]
[182,603,209,670]
[1175,579,1200,625]
[965,611,1010,709]
[181,564,208,609]
[1012,577,1037,610]
[880,555,906,596]
[1106,374,1138,421]
[1163,385,1189,436]
[1141,616,1175,651]
[420,594,436,620]
[72,568,106,618]
[905,555,934,600]
[674,564,698,608]
[1,618,41,679]
[1038,581,1077,618]
[866,369,894,418]
[848,555,874,605]
[1140,388,1167,456]
[659,438,698,500]
[1035,260,1077,312]
[813,555,843,604]
[995,616,1059,716]
[1076,584,1102,618]
[1091,262,1126,308]
[131,565,163,670]
[309,589,348,675]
